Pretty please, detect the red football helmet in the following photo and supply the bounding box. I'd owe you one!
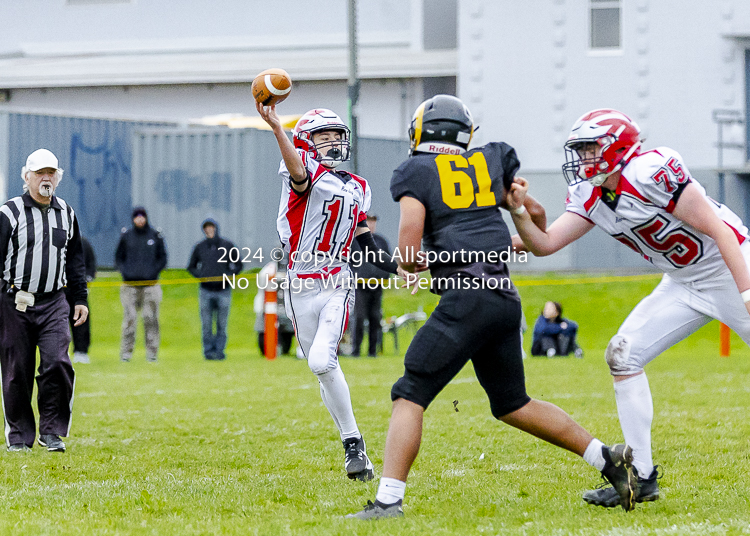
[292,109,351,168]
[562,109,642,186]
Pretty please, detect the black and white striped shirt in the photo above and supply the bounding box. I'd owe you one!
[0,193,88,304]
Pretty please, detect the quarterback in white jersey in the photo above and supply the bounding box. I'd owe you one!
[257,103,399,482]
[277,147,371,276]
[509,109,750,508]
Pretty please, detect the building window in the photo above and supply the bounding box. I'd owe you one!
[590,0,621,49]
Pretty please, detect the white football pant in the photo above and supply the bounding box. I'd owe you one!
[285,277,360,441]
[607,242,750,477]
[614,243,750,374]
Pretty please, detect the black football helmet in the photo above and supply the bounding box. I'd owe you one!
[408,94,474,156]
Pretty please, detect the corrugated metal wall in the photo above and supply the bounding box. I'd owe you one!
[132,128,277,270]
[131,128,412,270]
[2,112,174,266]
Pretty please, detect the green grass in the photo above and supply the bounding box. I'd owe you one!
[2,270,749,535]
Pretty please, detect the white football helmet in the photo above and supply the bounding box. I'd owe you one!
[293,109,351,168]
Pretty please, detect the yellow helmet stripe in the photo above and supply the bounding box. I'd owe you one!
[413,102,426,148]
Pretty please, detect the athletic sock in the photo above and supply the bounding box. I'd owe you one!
[583,438,606,472]
[317,365,360,441]
[376,477,406,505]
[614,372,654,477]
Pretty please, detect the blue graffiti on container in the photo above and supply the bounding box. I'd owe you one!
[154,169,232,211]
[69,132,132,233]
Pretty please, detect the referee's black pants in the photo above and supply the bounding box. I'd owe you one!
[65,287,90,353]
[0,291,75,447]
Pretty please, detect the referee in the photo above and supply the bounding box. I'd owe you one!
[0,148,88,453]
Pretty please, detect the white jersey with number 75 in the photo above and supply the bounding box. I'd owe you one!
[565,146,748,284]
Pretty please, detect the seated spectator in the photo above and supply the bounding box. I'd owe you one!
[531,301,583,358]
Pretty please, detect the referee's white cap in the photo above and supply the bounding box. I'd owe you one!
[26,149,60,172]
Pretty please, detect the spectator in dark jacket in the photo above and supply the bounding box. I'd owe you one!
[531,301,583,358]
[349,215,391,357]
[187,218,242,360]
[65,236,96,364]
[114,206,167,363]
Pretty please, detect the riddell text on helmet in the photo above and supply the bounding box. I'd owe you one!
[426,144,463,155]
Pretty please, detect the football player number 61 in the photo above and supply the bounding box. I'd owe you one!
[436,153,497,209]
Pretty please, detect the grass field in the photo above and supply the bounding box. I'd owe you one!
[2,269,749,535]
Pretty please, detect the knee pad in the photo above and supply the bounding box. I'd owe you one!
[307,345,336,375]
[605,334,642,375]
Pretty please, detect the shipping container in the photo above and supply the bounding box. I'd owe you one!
[0,110,175,267]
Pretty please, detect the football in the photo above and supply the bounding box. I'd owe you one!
[252,68,292,106]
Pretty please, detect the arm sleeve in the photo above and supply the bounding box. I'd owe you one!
[561,318,578,336]
[156,235,168,273]
[227,241,243,275]
[532,316,563,339]
[65,216,88,306]
[83,239,97,281]
[355,231,398,275]
[0,210,13,270]
[187,245,200,278]
[540,320,563,336]
[114,234,126,270]
[531,316,545,343]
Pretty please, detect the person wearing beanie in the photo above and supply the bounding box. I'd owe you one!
[187,218,243,360]
[114,206,167,363]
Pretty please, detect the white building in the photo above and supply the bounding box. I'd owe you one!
[0,0,457,139]
[459,0,750,270]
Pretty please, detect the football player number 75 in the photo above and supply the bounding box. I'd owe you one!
[436,153,497,209]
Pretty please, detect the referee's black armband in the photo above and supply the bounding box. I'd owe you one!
[355,231,398,275]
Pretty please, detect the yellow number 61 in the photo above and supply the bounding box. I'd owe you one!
[436,153,497,209]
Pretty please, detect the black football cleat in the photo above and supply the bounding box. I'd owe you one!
[584,465,660,508]
[346,499,403,519]
[343,436,374,481]
[596,444,637,511]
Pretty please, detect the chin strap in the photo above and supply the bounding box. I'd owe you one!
[590,141,642,186]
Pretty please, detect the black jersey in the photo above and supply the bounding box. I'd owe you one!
[390,142,520,298]
[390,142,518,265]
